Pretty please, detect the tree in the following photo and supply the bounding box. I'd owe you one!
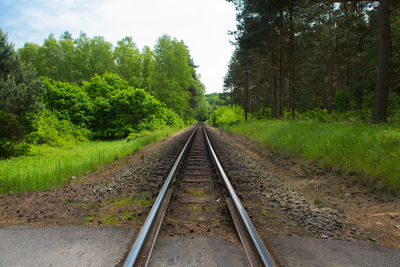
[89,36,114,76]
[149,35,193,116]
[0,30,43,157]
[372,0,392,122]
[225,0,399,123]
[113,36,142,87]
[140,45,155,90]
[0,29,16,81]
[60,30,73,40]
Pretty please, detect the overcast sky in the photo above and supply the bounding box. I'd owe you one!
[0,0,237,94]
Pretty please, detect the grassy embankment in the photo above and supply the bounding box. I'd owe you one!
[0,128,178,194]
[224,120,400,192]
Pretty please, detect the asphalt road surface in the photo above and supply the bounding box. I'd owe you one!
[0,226,399,266]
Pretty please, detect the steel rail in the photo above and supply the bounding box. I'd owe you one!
[123,123,199,267]
[202,125,275,267]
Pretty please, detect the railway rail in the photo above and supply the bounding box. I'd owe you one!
[123,122,275,267]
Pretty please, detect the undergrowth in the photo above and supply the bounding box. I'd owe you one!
[0,127,178,193]
[224,120,400,193]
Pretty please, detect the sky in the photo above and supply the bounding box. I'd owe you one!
[0,0,238,94]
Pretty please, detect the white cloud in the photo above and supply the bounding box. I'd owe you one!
[1,0,237,93]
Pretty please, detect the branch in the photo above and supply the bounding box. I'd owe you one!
[356,25,380,53]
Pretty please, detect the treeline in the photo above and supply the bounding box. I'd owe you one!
[224,0,400,123]
[0,30,205,158]
[17,31,206,118]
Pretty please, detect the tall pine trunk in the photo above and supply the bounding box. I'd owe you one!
[278,10,283,119]
[372,0,391,123]
[322,78,328,110]
[289,5,295,120]
[329,65,334,113]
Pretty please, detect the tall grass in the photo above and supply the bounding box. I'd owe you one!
[225,120,400,192]
[0,128,177,193]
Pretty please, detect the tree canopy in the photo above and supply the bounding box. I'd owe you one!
[225,0,400,122]
[17,32,206,120]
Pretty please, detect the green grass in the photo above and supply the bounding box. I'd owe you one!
[0,128,178,193]
[224,120,400,192]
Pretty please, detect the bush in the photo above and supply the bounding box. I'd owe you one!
[42,77,93,125]
[0,111,31,158]
[0,138,30,158]
[28,109,89,147]
[300,108,328,122]
[333,90,354,111]
[125,130,152,142]
[209,105,244,126]
[82,73,185,139]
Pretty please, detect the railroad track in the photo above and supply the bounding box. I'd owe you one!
[123,123,275,267]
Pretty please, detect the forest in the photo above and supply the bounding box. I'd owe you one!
[222,0,399,123]
[208,0,400,192]
[0,30,207,158]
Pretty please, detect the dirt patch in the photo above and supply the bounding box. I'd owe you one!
[208,125,400,249]
[0,127,193,227]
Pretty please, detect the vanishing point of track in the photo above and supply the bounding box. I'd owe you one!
[123,122,275,267]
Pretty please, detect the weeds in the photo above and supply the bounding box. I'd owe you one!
[0,128,178,193]
[261,209,267,216]
[187,188,205,197]
[225,120,400,192]
[313,197,321,206]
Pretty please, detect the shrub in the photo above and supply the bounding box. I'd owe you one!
[82,73,184,139]
[209,105,244,126]
[125,130,152,142]
[0,138,30,158]
[0,111,31,158]
[333,90,354,111]
[28,109,89,147]
[300,108,328,122]
[42,77,93,125]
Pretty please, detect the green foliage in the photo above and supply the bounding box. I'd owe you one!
[0,29,16,81]
[28,109,89,147]
[0,111,27,140]
[111,88,163,138]
[209,105,244,126]
[17,32,206,119]
[125,130,153,142]
[81,72,183,139]
[205,93,231,112]
[18,33,115,82]
[300,108,328,122]
[0,128,177,193]
[3,30,200,161]
[226,120,400,192]
[0,138,30,158]
[149,35,195,116]
[0,64,43,117]
[195,101,210,121]
[333,90,354,112]
[42,77,92,125]
[113,36,142,87]
[83,72,130,99]
[0,29,44,158]
[0,111,31,158]
[298,108,372,123]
